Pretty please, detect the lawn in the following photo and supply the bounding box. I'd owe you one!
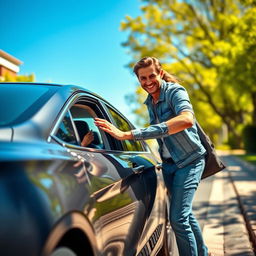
[237,154,256,166]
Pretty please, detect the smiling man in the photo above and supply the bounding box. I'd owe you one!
[95,57,211,256]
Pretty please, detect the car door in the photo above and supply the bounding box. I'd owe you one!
[50,93,166,256]
[67,97,151,256]
[50,97,145,255]
[101,103,167,256]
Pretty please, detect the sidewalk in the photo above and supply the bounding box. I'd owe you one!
[202,152,256,256]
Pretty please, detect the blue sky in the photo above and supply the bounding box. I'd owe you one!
[0,0,143,124]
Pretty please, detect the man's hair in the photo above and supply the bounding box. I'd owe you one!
[133,57,179,83]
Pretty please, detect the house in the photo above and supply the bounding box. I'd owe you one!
[0,49,22,78]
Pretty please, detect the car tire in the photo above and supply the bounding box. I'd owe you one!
[50,247,77,256]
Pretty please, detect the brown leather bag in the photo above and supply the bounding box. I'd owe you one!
[196,122,226,179]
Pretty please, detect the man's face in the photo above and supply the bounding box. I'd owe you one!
[137,65,162,96]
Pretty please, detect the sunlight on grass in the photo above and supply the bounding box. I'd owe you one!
[237,154,256,166]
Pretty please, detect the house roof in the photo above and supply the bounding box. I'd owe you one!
[0,50,23,66]
[0,50,23,73]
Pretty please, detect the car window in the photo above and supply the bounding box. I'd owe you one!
[70,104,105,149]
[106,107,145,152]
[55,110,78,145]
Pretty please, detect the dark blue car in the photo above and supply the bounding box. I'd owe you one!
[0,83,174,256]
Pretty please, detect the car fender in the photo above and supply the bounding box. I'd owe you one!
[42,211,99,256]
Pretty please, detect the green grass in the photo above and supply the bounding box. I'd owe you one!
[237,154,256,166]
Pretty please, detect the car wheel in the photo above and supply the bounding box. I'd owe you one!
[50,247,77,256]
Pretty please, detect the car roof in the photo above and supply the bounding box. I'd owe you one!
[0,82,136,144]
[1,82,63,87]
[1,82,87,90]
[0,82,108,102]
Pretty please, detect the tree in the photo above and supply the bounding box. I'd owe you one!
[121,0,256,147]
[1,72,35,82]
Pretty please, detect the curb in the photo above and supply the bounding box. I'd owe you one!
[228,170,256,255]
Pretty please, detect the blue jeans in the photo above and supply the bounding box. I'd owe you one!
[162,156,208,256]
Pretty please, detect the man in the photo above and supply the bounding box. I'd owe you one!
[95,57,210,256]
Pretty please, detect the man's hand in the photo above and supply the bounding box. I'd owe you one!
[81,130,94,147]
[94,118,133,140]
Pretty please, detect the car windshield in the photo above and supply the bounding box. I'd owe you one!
[0,83,59,127]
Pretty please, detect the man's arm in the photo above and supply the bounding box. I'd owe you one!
[165,111,194,135]
[94,111,194,141]
[131,111,193,140]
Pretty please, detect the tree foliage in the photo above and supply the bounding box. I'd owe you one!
[121,0,256,147]
[1,72,35,82]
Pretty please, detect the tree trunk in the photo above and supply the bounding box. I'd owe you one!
[223,118,243,148]
[252,91,256,125]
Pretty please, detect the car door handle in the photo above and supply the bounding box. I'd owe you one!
[156,163,162,171]
[132,165,145,174]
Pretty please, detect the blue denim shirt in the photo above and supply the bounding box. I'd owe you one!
[132,81,206,168]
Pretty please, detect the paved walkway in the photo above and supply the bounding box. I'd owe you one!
[202,152,256,256]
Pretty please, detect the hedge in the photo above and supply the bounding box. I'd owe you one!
[243,125,256,153]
